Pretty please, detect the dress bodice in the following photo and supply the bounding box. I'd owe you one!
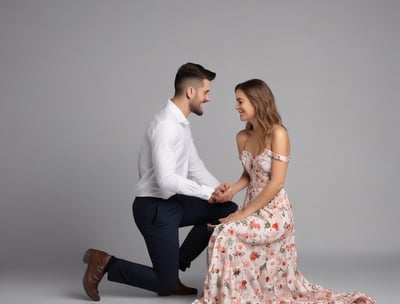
[240,149,290,207]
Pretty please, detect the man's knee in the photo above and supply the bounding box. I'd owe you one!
[224,201,238,214]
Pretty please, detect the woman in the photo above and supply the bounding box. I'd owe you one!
[193,79,374,304]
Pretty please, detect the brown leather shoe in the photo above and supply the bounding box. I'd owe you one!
[82,248,111,301]
[158,279,198,296]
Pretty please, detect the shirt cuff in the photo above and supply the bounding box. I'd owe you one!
[201,185,215,200]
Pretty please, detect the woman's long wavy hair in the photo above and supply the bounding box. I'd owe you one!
[235,79,283,151]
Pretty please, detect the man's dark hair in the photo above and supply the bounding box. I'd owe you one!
[174,63,216,96]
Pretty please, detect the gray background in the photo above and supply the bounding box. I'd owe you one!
[1,0,399,303]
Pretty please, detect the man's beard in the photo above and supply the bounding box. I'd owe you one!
[190,102,204,116]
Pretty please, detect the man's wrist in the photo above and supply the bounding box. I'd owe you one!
[201,185,214,200]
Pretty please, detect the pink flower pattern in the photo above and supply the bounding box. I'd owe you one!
[193,149,374,304]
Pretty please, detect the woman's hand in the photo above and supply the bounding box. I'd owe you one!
[209,182,234,203]
[219,209,248,224]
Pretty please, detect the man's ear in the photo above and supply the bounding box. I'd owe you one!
[185,86,194,99]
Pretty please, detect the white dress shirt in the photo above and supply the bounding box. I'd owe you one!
[135,99,220,200]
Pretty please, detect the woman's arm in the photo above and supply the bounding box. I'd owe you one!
[228,130,251,194]
[211,130,250,202]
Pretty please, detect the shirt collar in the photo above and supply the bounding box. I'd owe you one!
[167,99,189,126]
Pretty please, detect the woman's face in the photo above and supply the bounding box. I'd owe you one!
[235,89,255,122]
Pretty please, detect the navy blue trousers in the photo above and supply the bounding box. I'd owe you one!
[107,194,237,294]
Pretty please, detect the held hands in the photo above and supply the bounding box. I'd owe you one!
[208,182,234,204]
[207,182,242,228]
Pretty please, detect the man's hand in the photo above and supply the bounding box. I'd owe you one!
[209,182,234,203]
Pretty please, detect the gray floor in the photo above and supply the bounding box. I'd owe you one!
[1,255,398,303]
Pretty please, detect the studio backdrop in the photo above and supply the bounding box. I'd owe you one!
[0,0,399,272]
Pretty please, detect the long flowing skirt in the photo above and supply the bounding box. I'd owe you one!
[193,190,374,304]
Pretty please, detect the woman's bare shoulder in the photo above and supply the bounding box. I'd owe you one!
[271,124,288,139]
[236,129,250,142]
[236,129,250,151]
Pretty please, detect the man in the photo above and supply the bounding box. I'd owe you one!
[82,63,237,301]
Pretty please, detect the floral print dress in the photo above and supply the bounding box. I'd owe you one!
[193,149,374,304]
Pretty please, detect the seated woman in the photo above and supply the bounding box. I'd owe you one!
[193,79,374,304]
